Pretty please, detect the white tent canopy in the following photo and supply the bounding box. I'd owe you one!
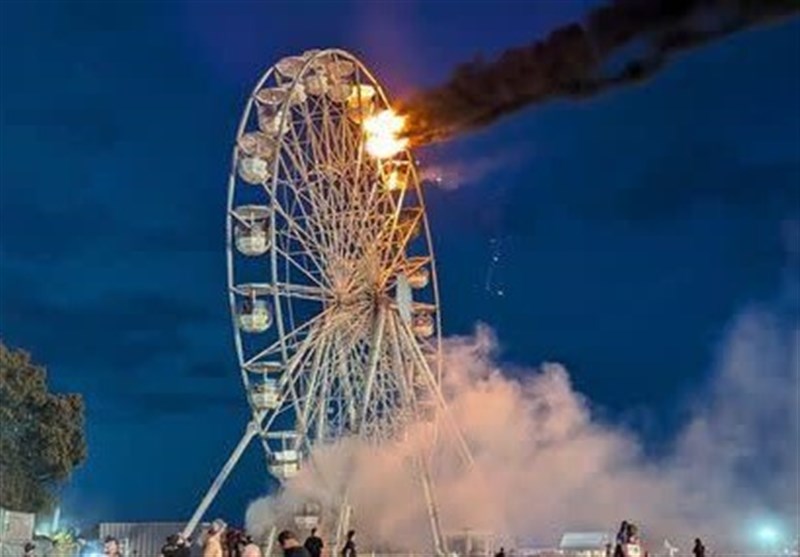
[559,532,612,550]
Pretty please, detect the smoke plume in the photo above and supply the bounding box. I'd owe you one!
[246,298,799,552]
[398,0,799,146]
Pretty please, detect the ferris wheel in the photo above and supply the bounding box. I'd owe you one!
[183,48,472,553]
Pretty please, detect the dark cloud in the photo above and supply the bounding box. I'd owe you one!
[0,272,215,373]
[399,0,799,145]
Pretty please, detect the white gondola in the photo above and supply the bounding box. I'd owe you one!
[412,312,435,338]
[237,132,276,159]
[233,205,271,256]
[255,86,288,107]
[250,379,280,411]
[293,502,321,530]
[327,59,355,79]
[268,449,301,479]
[327,81,352,103]
[238,156,270,185]
[303,71,328,96]
[381,159,410,191]
[256,84,306,108]
[276,56,306,79]
[257,107,290,137]
[383,169,407,192]
[234,223,269,256]
[346,84,376,123]
[238,298,271,333]
[407,266,430,289]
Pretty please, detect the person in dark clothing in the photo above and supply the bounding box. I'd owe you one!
[494,547,505,557]
[175,534,191,557]
[162,535,180,557]
[341,530,356,557]
[692,538,706,557]
[616,522,629,545]
[303,529,324,557]
[24,542,36,557]
[278,531,311,557]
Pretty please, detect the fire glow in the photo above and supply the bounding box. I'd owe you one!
[364,109,408,159]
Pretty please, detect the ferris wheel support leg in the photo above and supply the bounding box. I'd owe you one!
[182,420,261,540]
[359,305,387,427]
[415,454,446,556]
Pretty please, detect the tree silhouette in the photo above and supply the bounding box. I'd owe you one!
[0,342,87,512]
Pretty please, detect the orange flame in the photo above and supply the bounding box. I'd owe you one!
[364,110,409,159]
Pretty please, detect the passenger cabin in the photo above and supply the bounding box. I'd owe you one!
[233,205,271,256]
[293,502,321,530]
[382,160,411,192]
[250,379,280,411]
[265,431,302,481]
[407,266,430,289]
[238,157,270,185]
[346,85,376,123]
[238,132,276,159]
[268,450,300,480]
[238,298,271,333]
[275,56,305,79]
[412,312,435,338]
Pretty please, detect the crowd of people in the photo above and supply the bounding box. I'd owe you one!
[151,519,357,557]
[605,520,709,557]
[15,517,726,557]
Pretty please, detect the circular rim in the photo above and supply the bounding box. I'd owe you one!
[225,48,444,471]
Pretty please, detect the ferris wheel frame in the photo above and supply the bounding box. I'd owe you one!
[184,48,471,553]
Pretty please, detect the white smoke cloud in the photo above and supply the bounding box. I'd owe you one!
[246,299,799,554]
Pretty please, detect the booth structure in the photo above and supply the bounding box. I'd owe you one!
[558,532,612,557]
[0,507,35,557]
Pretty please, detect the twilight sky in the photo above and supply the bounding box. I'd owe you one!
[1,0,798,528]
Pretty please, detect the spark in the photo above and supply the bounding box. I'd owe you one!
[364,109,409,159]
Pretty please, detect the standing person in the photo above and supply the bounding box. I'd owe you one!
[203,521,226,557]
[104,537,123,557]
[242,536,261,557]
[341,530,356,557]
[162,535,180,557]
[494,547,505,557]
[304,529,324,557]
[616,522,629,546]
[277,531,311,557]
[692,538,706,557]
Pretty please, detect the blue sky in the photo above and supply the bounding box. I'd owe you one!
[1,0,798,527]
